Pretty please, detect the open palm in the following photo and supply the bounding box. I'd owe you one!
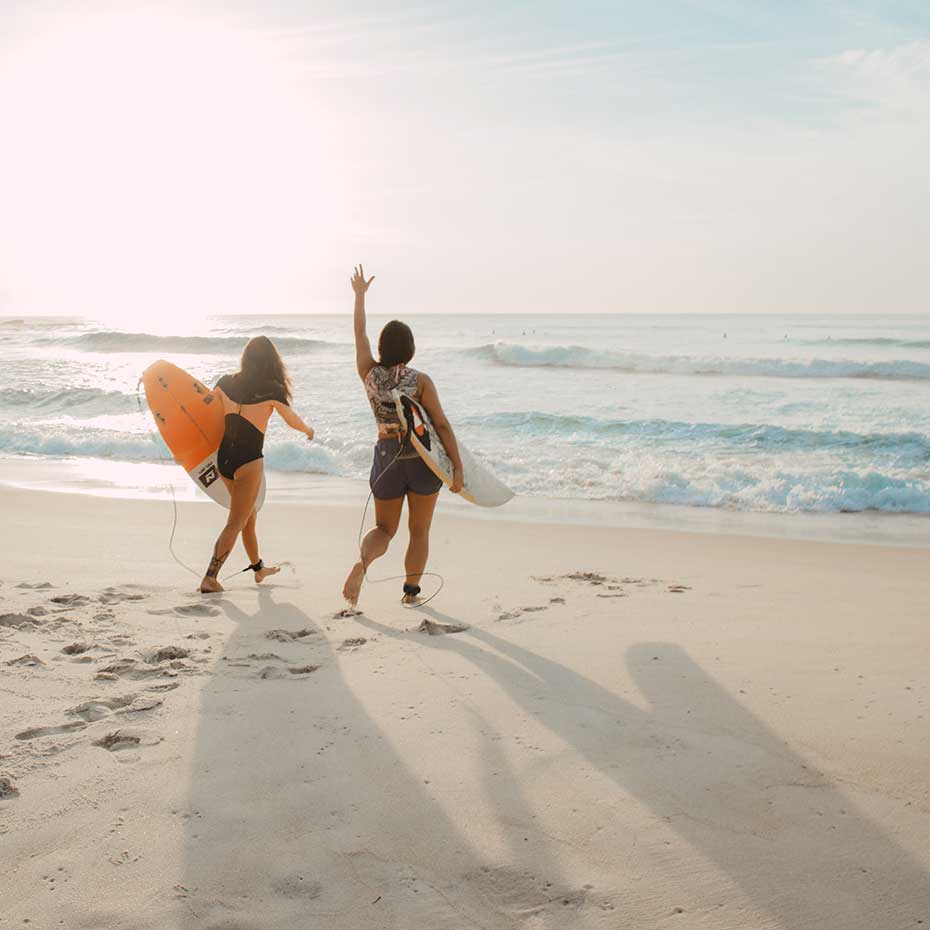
[351,264,375,294]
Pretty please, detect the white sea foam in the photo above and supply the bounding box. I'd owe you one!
[2,313,929,516]
[470,342,930,380]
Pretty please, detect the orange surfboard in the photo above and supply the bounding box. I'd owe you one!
[141,360,266,510]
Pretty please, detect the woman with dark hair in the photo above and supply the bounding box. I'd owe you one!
[342,265,464,606]
[199,336,315,593]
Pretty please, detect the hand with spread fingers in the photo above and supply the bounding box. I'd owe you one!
[351,264,375,295]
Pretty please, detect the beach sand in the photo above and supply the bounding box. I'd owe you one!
[1,486,929,929]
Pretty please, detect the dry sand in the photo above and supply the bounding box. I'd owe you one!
[1,486,929,929]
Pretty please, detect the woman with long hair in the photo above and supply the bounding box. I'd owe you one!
[342,265,464,607]
[199,336,314,593]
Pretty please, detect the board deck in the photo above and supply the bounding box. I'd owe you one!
[141,360,266,510]
[392,389,513,508]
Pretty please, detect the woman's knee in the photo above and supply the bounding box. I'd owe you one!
[376,521,398,540]
[408,524,431,542]
[224,516,249,536]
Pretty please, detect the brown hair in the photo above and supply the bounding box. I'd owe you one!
[240,336,292,404]
[378,320,415,368]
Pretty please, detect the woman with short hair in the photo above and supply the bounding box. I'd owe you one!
[342,265,463,606]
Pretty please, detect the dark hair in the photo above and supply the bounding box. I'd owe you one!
[378,320,415,368]
[240,336,292,404]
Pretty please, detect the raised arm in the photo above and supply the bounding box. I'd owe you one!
[351,264,377,381]
[273,401,314,440]
[418,374,464,493]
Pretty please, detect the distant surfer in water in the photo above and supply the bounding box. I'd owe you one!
[342,265,464,606]
[200,336,315,593]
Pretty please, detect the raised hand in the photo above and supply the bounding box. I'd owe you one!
[351,264,375,295]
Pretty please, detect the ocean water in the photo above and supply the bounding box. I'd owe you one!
[1,313,929,524]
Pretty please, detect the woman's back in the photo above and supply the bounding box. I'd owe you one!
[215,372,287,433]
[364,364,420,438]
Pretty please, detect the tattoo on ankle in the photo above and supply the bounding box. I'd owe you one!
[206,549,230,578]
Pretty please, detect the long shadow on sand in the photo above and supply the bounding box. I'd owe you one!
[177,589,591,930]
[356,605,930,929]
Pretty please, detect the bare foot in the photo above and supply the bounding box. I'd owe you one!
[342,562,365,606]
[199,577,224,594]
[255,564,280,584]
[402,593,423,606]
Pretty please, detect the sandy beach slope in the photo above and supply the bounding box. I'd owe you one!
[1,486,929,929]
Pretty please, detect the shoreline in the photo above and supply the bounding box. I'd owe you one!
[1,452,928,549]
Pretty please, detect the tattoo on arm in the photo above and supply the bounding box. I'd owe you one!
[206,548,231,579]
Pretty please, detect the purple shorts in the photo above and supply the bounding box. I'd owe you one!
[370,438,442,499]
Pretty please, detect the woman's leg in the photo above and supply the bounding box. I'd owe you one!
[403,490,439,600]
[342,496,404,605]
[241,508,280,583]
[200,461,264,593]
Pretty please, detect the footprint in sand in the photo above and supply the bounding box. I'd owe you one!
[148,604,220,618]
[98,587,148,605]
[258,664,319,679]
[68,695,163,722]
[667,584,691,594]
[5,653,45,667]
[94,730,142,751]
[16,581,53,590]
[26,605,49,617]
[496,606,548,621]
[0,775,19,799]
[67,696,134,721]
[61,642,92,655]
[265,628,317,642]
[144,646,191,663]
[339,637,368,650]
[49,594,92,608]
[596,593,627,599]
[417,619,469,636]
[0,613,41,630]
[95,655,192,681]
[334,607,362,618]
[16,721,87,741]
[549,597,566,604]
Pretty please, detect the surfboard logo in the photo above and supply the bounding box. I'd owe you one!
[400,396,431,450]
[198,464,219,488]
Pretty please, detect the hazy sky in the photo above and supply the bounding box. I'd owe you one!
[0,1,928,320]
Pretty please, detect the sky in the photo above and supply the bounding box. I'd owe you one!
[0,1,928,321]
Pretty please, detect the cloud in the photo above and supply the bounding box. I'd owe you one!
[821,41,930,114]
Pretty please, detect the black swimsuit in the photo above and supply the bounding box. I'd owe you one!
[215,374,286,480]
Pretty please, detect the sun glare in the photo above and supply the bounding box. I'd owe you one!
[0,11,338,328]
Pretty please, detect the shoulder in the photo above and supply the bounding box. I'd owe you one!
[214,374,233,393]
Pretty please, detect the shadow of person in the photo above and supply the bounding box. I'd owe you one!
[177,589,590,930]
[357,606,930,928]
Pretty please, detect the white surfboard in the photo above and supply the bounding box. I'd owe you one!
[392,389,514,508]
[187,451,266,511]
